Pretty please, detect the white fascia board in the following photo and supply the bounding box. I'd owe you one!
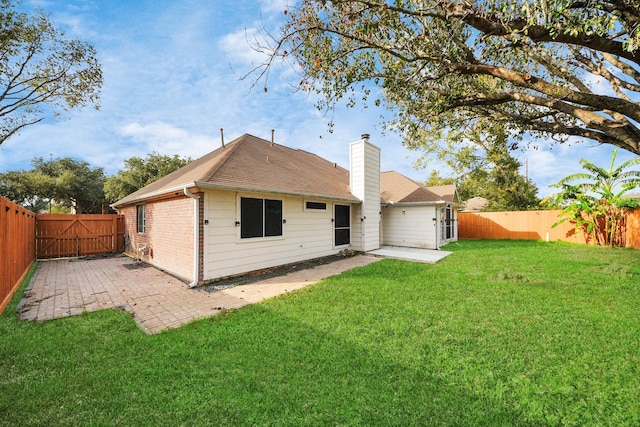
[110,182,199,208]
[193,181,362,204]
[381,200,448,207]
[112,181,363,208]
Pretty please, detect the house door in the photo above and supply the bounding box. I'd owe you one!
[441,206,454,240]
[334,204,350,246]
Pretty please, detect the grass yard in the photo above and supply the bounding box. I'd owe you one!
[1,240,639,426]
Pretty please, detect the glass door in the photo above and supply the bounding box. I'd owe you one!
[334,204,350,246]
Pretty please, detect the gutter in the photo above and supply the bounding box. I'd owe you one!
[111,183,198,209]
[192,181,361,204]
[112,181,361,209]
[183,187,199,288]
[382,200,449,207]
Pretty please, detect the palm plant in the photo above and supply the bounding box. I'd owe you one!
[549,149,640,246]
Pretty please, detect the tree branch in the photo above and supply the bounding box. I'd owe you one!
[444,1,640,66]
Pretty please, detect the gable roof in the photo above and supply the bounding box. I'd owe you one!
[426,184,460,204]
[380,171,444,204]
[113,134,358,207]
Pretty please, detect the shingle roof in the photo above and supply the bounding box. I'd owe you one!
[113,134,358,207]
[426,184,459,204]
[380,171,444,203]
[463,196,488,211]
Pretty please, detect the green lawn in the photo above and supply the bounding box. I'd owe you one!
[1,240,639,426]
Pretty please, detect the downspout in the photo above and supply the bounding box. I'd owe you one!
[184,187,199,288]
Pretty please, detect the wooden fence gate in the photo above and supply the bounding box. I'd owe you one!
[35,214,125,259]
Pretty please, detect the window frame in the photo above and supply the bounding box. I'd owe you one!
[334,204,351,246]
[136,204,145,234]
[304,200,327,211]
[239,196,284,239]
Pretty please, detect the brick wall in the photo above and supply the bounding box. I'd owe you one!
[120,195,195,281]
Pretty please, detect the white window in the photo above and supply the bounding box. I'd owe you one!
[136,205,145,233]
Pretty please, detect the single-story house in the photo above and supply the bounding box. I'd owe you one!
[112,133,459,286]
[381,171,460,250]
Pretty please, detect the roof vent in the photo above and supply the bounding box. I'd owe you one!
[361,133,370,141]
[271,129,275,146]
[220,128,225,148]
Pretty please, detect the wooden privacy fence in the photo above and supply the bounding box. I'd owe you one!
[35,214,124,259]
[458,209,640,249]
[626,208,640,249]
[0,197,36,315]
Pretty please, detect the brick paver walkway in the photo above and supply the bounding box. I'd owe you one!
[18,255,380,334]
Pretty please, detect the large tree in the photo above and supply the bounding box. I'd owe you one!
[255,0,640,155]
[0,157,106,213]
[420,121,540,210]
[0,0,102,145]
[0,169,50,212]
[104,152,192,203]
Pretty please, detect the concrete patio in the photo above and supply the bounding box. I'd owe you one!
[18,254,380,334]
[368,245,452,263]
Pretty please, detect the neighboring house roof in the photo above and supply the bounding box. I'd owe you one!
[113,133,358,207]
[463,196,489,211]
[380,171,444,204]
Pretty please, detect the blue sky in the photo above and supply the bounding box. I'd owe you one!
[0,0,637,198]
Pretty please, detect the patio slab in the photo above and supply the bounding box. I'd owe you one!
[17,254,380,334]
[367,245,452,263]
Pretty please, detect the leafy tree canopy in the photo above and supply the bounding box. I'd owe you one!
[421,121,540,210]
[0,169,49,212]
[0,0,102,145]
[256,0,640,155]
[424,170,456,188]
[104,152,192,203]
[0,157,106,213]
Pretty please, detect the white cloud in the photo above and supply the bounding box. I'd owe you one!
[518,136,640,197]
[117,121,213,159]
[259,0,289,14]
[219,27,272,67]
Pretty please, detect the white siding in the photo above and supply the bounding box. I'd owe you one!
[350,203,363,251]
[349,139,381,252]
[382,205,438,249]
[203,189,353,281]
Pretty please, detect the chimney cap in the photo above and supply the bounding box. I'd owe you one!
[361,133,370,141]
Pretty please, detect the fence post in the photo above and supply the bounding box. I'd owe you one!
[112,216,118,252]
